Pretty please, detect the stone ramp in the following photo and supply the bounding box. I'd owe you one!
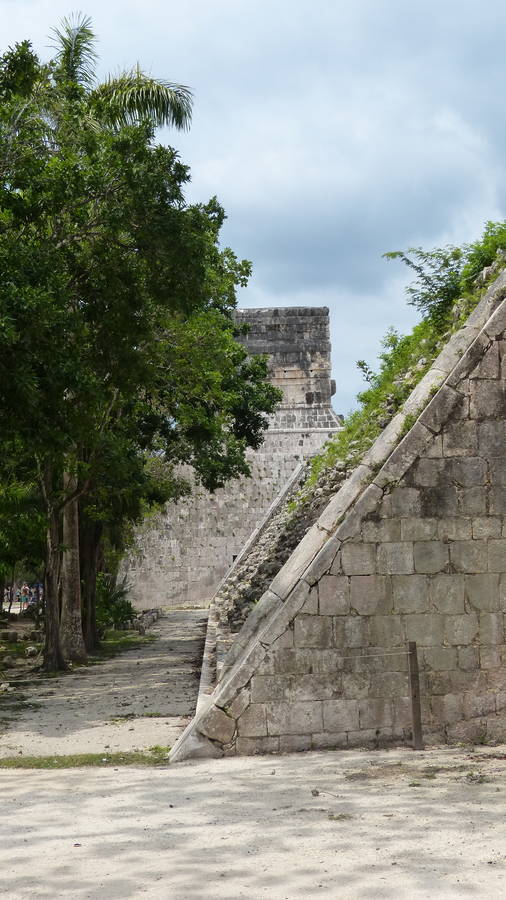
[0,610,208,757]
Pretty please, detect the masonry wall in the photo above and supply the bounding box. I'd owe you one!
[122,307,341,610]
[170,274,506,761]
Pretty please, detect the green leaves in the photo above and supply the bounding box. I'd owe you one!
[90,69,193,130]
[50,13,98,89]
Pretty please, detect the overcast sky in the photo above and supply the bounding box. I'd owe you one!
[3,0,506,411]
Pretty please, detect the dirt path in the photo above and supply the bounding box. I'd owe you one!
[2,745,506,898]
[0,610,208,757]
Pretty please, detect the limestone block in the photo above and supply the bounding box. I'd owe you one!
[427,671,453,695]
[341,542,376,575]
[335,484,384,542]
[294,615,333,649]
[319,575,350,616]
[458,646,479,670]
[443,421,478,457]
[402,370,447,419]
[217,642,268,707]
[404,613,444,646]
[431,693,464,724]
[250,675,287,703]
[429,575,465,614]
[490,486,506,516]
[226,688,251,719]
[437,518,472,542]
[488,539,506,572]
[480,612,504,645]
[458,487,487,517]
[272,629,294,649]
[412,458,445,488]
[464,574,500,611]
[284,673,338,702]
[311,731,348,749]
[342,672,370,699]
[463,693,497,719]
[265,700,323,735]
[226,590,282,662]
[350,575,392,616]
[236,736,279,755]
[304,534,341,586]
[377,542,414,575]
[424,647,457,670]
[236,703,268,737]
[358,698,393,729]
[258,581,310,647]
[323,698,359,731]
[361,412,404,469]
[369,614,403,648]
[489,458,506,486]
[444,612,479,645]
[389,487,422,517]
[419,385,463,434]
[450,541,488,574]
[400,517,438,541]
[343,615,370,648]
[392,575,428,614]
[446,330,492,387]
[279,733,312,753]
[426,435,443,457]
[199,706,236,744]
[329,552,343,575]
[373,423,433,489]
[301,587,318,614]
[316,464,373,532]
[472,517,501,539]
[269,525,328,600]
[450,457,488,487]
[362,519,401,542]
[169,726,224,762]
[272,648,313,675]
[311,649,349,674]
[368,672,409,698]
[470,380,506,419]
[469,340,500,379]
[414,541,449,575]
[420,485,458,517]
[480,647,501,668]
[478,420,506,456]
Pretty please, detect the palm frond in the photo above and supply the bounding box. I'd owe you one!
[50,12,98,87]
[90,67,193,130]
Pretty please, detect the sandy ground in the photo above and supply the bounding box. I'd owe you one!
[1,745,506,899]
[0,610,208,757]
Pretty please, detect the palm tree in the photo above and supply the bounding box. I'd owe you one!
[50,12,193,130]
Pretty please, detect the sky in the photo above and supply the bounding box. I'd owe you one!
[2,0,506,411]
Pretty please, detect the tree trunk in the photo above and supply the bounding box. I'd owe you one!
[80,510,102,652]
[60,473,87,663]
[44,504,65,671]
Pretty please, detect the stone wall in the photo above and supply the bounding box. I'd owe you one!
[170,270,506,761]
[122,307,341,610]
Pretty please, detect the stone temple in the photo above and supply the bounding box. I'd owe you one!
[122,307,342,611]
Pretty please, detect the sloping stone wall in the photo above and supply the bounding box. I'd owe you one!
[122,307,341,610]
[170,271,506,761]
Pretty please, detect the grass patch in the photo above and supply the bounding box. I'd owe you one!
[91,630,156,660]
[0,745,171,769]
[328,812,353,821]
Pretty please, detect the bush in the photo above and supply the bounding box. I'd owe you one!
[95,574,136,631]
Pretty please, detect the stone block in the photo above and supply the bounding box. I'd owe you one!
[316,465,373,532]
[459,487,488,516]
[420,485,458,517]
[284,674,337,702]
[342,672,370,698]
[427,671,453,695]
[236,736,279,755]
[272,648,312,675]
[236,703,267,737]
[478,420,506,456]
[393,696,413,727]
[377,542,414,575]
[304,534,341,586]
[419,385,462,434]
[311,650,348,674]
[443,421,478,457]
[323,698,359,732]
[369,614,403,648]
[389,487,422,517]
[350,575,392,615]
[279,733,312,753]
[431,693,464,724]
[473,517,502,539]
[429,575,465,613]
[426,434,443,457]
[480,612,504,645]
[226,688,251,719]
[424,647,457,670]
[489,458,506,486]
[465,574,500,611]
[446,720,488,744]
[329,552,343,575]
[404,613,444,646]
[293,615,333,649]
[392,575,428,614]
[250,675,287,703]
[217,643,268,707]
[318,575,350,615]
[463,693,497,719]
[341,543,376,575]
[373,422,433,489]
[400,517,437,541]
[358,698,393,729]
[469,339,500,378]
[412,457,447,488]
[488,540,506,572]
[444,612,479,645]
[450,541,488,574]
[272,629,294,649]
[266,700,323,735]
[414,541,449,574]
[362,518,401,542]
[361,413,404,469]
[301,587,318,614]
[491,486,506,516]
[470,380,506,419]
[270,524,328,600]
[369,671,409,698]
[199,705,236,744]
[336,484,383,541]
[343,615,370,648]
[458,646,479,670]
[480,646,501,668]
[449,457,488,487]
[438,517,472,541]
[311,731,349,749]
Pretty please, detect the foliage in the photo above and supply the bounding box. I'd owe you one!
[383,245,464,322]
[0,747,170,768]
[95,575,136,631]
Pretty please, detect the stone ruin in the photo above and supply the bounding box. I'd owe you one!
[170,269,506,761]
[122,307,342,610]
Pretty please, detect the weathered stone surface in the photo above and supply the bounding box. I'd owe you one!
[444,613,479,645]
[419,385,463,434]
[443,420,478,457]
[318,575,350,616]
[269,525,328,599]
[400,517,437,541]
[464,574,500,611]
[376,542,414,575]
[369,615,403,647]
[437,518,472,541]
[323,699,359,732]
[265,701,323,735]
[294,615,333,649]
[429,575,465,614]
[236,703,267,737]
[236,736,279,755]
[487,539,506,572]
[350,576,392,615]
[341,542,376,575]
[450,541,488,573]
[413,541,449,574]
[404,613,444,646]
[199,705,236,744]
[392,575,428,614]
[358,698,393,729]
